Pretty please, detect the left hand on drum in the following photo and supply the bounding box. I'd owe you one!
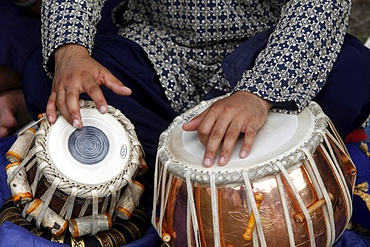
[182,91,272,167]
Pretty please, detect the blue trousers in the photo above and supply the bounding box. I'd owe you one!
[0,0,40,74]
[1,29,370,246]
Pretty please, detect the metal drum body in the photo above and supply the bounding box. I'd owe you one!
[153,97,356,247]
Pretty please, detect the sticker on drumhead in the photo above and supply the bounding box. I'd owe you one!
[46,108,131,186]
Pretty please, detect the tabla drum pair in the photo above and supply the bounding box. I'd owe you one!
[153,96,356,247]
[5,100,146,238]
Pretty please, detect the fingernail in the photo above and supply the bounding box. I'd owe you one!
[73,119,80,128]
[123,86,132,93]
[99,105,108,114]
[240,150,249,158]
[203,158,212,167]
[218,156,226,165]
[48,115,53,123]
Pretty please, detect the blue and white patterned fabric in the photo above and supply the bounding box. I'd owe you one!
[41,0,350,114]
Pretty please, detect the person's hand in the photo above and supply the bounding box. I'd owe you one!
[0,66,31,137]
[0,89,32,137]
[46,44,132,127]
[182,91,272,167]
[0,65,22,92]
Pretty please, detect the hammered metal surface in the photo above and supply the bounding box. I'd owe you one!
[160,142,355,247]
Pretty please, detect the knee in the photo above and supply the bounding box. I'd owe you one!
[334,34,370,78]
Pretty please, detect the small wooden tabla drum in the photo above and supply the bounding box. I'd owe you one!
[5,100,146,237]
[152,96,356,247]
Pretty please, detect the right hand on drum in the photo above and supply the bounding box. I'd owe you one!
[182,91,272,167]
[46,44,132,128]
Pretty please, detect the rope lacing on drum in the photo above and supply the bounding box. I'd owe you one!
[30,161,48,200]
[8,100,146,237]
[79,198,91,218]
[91,189,99,235]
[185,170,201,246]
[32,100,142,202]
[275,173,295,246]
[36,177,61,228]
[153,100,356,246]
[59,187,78,220]
[242,170,267,247]
[210,173,221,247]
[123,174,140,208]
[153,147,173,241]
[275,160,316,247]
[108,184,117,217]
[318,130,353,223]
[300,147,335,247]
[6,146,41,187]
[16,116,44,137]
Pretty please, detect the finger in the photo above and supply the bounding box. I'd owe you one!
[0,108,17,129]
[103,74,132,96]
[218,122,242,166]
[197,109,217,147]
[0,127,10,138]
[86,83,108,114]
[0,109,15,137]
[46,91,58,124]
[64,87,82,128]
[240,125,258,158]
[182,109,208,131]
[202,119,229,167]
[55,90,70,124]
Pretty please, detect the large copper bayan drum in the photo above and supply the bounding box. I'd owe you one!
[152,96,356,247]
[5,100,146,238]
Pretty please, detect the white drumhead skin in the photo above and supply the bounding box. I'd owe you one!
[47,108,131,187]
[169,107,315,173]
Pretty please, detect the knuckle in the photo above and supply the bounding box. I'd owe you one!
[210,129,223,140]
[198,136,208,147]
[56,96,64,106]
[242,143,253,152]
[204,149,217,157]
[197,125,209,136]
[223,104,237,114]
[66,91,77,101]
[86,84,100,95]
[244,129,257,139]
[225,130,239,140]
[220,147,231,157]
[225,125,240,140]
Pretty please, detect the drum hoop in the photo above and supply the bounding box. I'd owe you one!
[33,100,142,198]
[158,96,328,185]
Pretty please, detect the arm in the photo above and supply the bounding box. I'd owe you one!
[233,0,351,112]
[42,0,131,127]
[184,0,351,167]
[42,0,106,74]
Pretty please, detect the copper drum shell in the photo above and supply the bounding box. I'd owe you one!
[159,141,355,247]
[154,98,356,247]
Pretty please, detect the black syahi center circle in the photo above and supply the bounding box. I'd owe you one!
[68,126,110,165]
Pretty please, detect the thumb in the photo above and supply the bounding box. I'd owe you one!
[182,111,206,131]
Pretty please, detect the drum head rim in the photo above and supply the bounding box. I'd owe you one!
[158,97,327,184]
[34,101,140,198]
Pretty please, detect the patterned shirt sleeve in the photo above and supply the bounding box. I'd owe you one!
[41,0,106,74]
[233,0,351,113]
